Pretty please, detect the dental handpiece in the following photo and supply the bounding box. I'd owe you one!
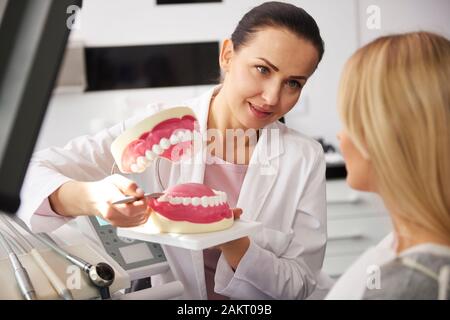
[34,233,115,300]
[0,230,37,300]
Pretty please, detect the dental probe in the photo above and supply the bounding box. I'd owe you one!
[0,229,37,300]
[111,192,164,205]
[0,215,73,300]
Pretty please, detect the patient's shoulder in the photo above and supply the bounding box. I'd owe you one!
[363,250,450,300]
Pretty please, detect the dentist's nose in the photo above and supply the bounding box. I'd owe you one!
[261,84,281,107]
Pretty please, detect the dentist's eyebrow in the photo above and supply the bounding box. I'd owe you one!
[257,57,307,80]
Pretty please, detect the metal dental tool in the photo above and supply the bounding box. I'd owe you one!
[111,192,164,205]
[0,229,37,300]
[0,226,26,254]
[0,214,73,300]
[35,233,115,299]
[10,217,115,299]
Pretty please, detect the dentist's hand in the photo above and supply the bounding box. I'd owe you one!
[85,175,150,227]
[215,208,250,270]
[49,175,150,227]
[231,208,243,219]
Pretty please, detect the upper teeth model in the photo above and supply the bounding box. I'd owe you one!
[111,107,198,174]
[147,183,234,234]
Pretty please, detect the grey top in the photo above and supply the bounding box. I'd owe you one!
[363,244,450,300]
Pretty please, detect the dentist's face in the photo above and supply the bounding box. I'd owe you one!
[220,27,319,129]
[338,130,375,192]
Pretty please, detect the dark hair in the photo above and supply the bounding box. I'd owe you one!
[231,1,325,64]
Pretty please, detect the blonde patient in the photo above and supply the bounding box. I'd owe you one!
[331,32,450,299]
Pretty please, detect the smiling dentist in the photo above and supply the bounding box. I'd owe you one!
[18,2,329,300]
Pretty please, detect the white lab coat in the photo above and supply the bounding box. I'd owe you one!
[18,86,328,300]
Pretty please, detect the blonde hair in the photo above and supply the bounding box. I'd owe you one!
[338,32,450,240]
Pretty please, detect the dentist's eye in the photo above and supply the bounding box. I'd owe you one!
[256,65,270,75]
[286,80,302,89]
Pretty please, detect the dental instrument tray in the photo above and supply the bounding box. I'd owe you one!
[0,242,129,300]
[117,219,262,251]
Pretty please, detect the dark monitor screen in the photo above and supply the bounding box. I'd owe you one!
[0,0,81,213]
[85,42,220,91]
[157,0,222,4]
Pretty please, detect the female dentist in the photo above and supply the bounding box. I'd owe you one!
[18,2,328,300]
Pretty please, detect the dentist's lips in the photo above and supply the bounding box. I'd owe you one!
[248,102,273,119]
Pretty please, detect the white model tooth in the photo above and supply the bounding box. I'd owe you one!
[160,138,171,150]
[152,144,164,155]
[182,197,191,205]
[170,133,180,145]
[201,196,209,208]
[185,131,193,141]
[158,194,168,202]
[130,164,140,173]
[145,149,157,161]
[176,130,185,139]
[181,131,192,142]
[207,197,216,207]
[137,156,148,167]
[218,193,224,204]
[221,192,227,203]
[169,197,182,205]
[214,196,221,206]
[191,197,201,206]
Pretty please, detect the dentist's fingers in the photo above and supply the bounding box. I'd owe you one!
[114,200,148,217]
[231,208,243,220]
[108,174,144,197]
[102,206,149,227]
[107,214,148,227]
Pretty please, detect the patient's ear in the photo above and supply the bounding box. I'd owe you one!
[219,39,234,72]
[360,145,370,160]
[360,138,372,160]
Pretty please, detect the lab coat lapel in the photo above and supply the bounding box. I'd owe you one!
[237,122,284,221]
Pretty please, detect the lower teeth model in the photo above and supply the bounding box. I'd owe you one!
[111,107,199,174]
[147,183,234,233]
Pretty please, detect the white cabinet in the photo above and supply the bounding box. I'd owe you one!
[323,180,392,278]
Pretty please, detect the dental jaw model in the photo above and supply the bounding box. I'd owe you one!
[147,183,234,233]
[111,107,198,174]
